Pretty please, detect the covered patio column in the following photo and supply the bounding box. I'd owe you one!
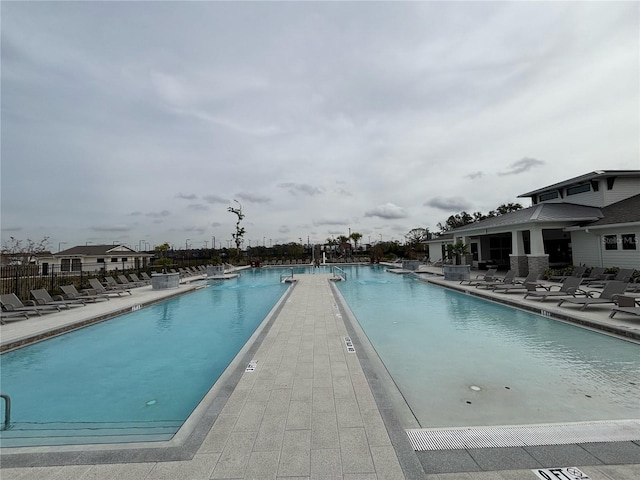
[527,227,549,278]
[509,230,528,276]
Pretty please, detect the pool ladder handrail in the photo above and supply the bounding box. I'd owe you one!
[331,266,347,281]
[280,268,294,283]
[0,393,11,430]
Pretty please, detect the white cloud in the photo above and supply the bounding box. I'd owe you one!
[364,203,408,220]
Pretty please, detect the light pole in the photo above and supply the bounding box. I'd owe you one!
[212,236,216,250]
[58,242,67,253]
[204,240,208,249]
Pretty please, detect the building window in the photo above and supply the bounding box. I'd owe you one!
[61,258,71,272]
[538,191,559,202]
[622,234,637,250]
[604,235,618,250]
[566,184,591,196]
[111,257,119,262]
[97,258,105,263]
[121,257,128,262]
[71,259,82,271]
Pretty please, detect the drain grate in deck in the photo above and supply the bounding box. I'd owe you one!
[407,419,640,450]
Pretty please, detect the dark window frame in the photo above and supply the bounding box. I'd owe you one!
[566,183,591,196]
[604,235,618,251]
[622,233,637,250]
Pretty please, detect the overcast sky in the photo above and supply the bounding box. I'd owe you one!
[2,1,638,252]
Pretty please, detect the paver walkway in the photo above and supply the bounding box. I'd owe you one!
[199,273,407,479]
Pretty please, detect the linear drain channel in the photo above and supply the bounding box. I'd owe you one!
[407,419,640,450]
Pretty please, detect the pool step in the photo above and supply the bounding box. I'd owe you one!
[0,420,182,447]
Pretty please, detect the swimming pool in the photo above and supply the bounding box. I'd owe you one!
[335,266,640,428]
[2,265,638,449]
[0,269,288,447]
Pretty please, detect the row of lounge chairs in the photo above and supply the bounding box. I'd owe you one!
[0,273,159,324]
[460,268,640,318]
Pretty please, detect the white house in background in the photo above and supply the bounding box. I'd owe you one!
[49,244,154,273]
[426,170,640,277]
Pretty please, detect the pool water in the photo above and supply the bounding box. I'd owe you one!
[0,269,288,446]
[335,266,640,427]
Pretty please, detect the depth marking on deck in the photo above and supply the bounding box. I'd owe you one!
[343,336,356,353]
[245,360,258,372]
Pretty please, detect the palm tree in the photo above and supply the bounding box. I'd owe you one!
[350,232,363,253]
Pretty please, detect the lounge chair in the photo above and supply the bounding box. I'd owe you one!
[129,273,150,285]
[0,293,60,315]
[104,276,133,292]
[1,310,30,324]
[548,265,587,283]
[523,277,586,302]
[491,272,541,293]
[140,272,152,282]
[60,285,110,302]
[460,268,498,286]
[557,281,629,311]
[584,269,635,289]
[580,267,607,285]
[89,278,131,296]
[31,289,86,309]
[476,270,516,289]
[117,274,145,288]
[609,295,640,318]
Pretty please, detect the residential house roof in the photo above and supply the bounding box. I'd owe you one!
[55,244,151,256]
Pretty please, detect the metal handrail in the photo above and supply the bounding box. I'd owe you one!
[1,393,11,430]
[332,266,347,281]
[280,268,294,283]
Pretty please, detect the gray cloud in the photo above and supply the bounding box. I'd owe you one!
[91,225,132,232]
[498,158,545,176]
[364,203,408,219]
[424,197,471,211]
[203,195,229,204]
[176,193,198,200]
[313,218,351,226]
[187,204,209,211]
[466,171,484,179]
[277,182,324,196]
[235,192,272,204]
[147,210,171,218]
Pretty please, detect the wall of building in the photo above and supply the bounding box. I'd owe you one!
[602,177,640,206]
[571,228,640,269]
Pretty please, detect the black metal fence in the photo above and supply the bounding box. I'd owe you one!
[0,260,205,302]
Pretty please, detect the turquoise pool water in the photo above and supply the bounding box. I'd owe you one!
[335,266,640,427]
[0,269,288,446]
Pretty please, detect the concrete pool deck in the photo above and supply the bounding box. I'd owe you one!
[1,269,639,479]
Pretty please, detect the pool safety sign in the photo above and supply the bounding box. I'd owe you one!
[533,467,590,480]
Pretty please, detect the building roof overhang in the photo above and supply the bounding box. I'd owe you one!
[517,170,640,198]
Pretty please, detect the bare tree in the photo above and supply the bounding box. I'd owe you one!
[227,200,246,260]
[1,236,51,265]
